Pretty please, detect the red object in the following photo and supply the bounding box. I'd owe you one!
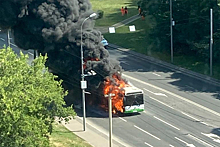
[121,7,125,16]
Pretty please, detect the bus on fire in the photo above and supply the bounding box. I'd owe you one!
[123,86,144,113]
[102,84,144,114]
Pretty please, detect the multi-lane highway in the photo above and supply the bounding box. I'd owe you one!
[1,31,220,147]
[84,46,220,147]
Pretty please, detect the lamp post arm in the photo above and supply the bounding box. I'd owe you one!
[80,17,90,81]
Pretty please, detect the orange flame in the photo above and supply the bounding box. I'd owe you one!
[83,57,100,69]
[102,74,129,113]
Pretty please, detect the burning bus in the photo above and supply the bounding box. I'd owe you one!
[102,74,144,114]
[123,86,144,113]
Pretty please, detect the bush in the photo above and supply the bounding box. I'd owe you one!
[97,10,104,19]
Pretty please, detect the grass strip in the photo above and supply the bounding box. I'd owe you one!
[90,0,220,80]
[50,122,92,147]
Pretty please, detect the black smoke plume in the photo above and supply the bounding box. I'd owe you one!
[0,0,122,105]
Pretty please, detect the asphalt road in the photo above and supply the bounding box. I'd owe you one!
[1,31,220,147]
[0,30,34,63]
[74,46,220,147]
[105,46,220,147]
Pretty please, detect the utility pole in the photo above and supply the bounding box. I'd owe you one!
[105,93,115,147]
[210,8,213,76]
[7,29,10,47]
[34,50,38,59]
[170,0,173,63]
[80,13,97,131]
[108,94,112,147]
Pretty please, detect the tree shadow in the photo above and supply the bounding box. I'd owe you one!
[107,47,220,102]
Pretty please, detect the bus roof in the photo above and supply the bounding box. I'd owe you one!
[123,86,143,95]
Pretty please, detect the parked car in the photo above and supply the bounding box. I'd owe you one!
[101,36,108,49]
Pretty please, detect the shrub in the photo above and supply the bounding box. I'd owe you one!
[97,10,104,19]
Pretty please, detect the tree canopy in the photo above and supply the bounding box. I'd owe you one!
[0,47,75,147]
[138,0,220,61]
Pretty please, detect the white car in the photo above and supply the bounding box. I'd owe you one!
[101,37,108,49]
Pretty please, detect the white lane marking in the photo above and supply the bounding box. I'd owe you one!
[174,137,195,147]
[146,88,212,127]
[120,61,129,65]
[144,88,155,94]
[10,43,17,47]
[181,112,200,121]
[144,142,154,147]
[152,73,161,77]
[147,91,212,127]
[201,133,220,144]
[148,96,174,109]
[123,74,220,117]
[186,85,194,89]
[0,37,17,47]
[188,134,214,147]
[0,38,5,41]
[119,117,127,122]
[144,88,167,97]
[200,122,210,126]
[28,52,34,56]
[154,93,168,97]
[181,112,210,126]
[134,125,161,140]
[153,116,180,130]
[169,145,175,147]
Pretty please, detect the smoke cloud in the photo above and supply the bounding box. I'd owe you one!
[0,0,122,105]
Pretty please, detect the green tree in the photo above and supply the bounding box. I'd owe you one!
[138,0,220,61]
[0,47,75,147]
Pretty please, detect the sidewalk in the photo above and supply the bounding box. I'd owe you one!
[60,116,128,147]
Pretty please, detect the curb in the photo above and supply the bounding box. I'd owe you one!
[112,14,140,28]
[109,43,220,87]
[95,14,140,34]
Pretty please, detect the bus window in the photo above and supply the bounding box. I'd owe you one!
[124,94,143,106]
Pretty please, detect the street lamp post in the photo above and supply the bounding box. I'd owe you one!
[80,12,97,131]
[210,9,213,76]
[7,29,11,47]
[170,0,173,63]
[105,93,115,147]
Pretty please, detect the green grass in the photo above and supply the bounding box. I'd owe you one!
[50,123,92,147]
[90,0,220,80]
[90,0,139,26]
